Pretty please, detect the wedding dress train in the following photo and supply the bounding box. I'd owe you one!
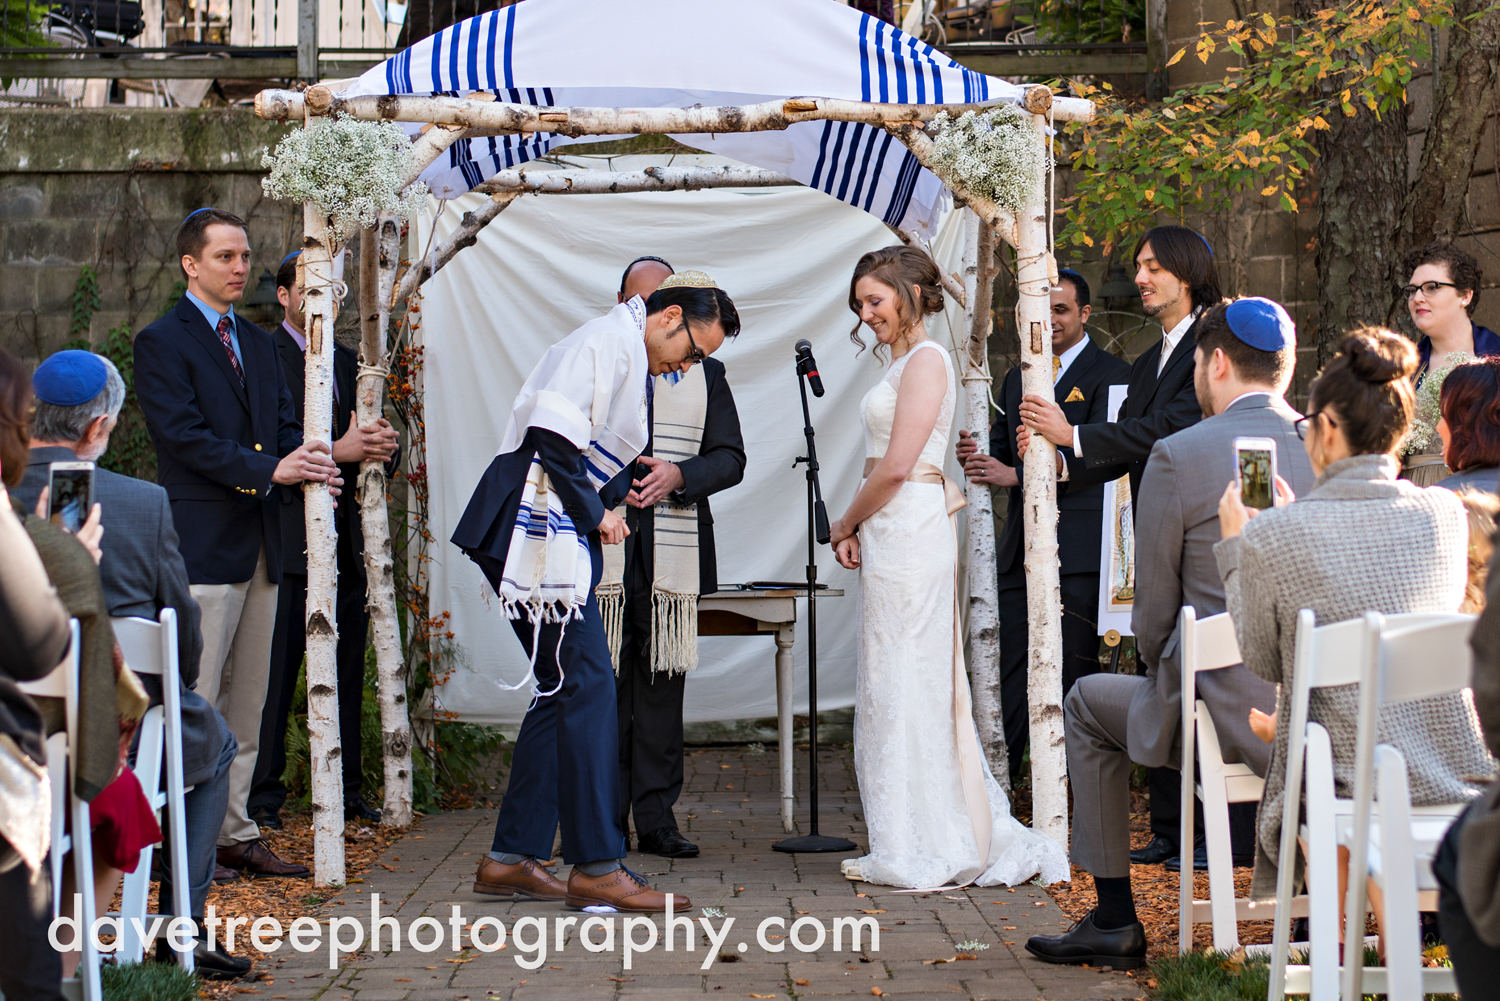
[848,340,1069,889]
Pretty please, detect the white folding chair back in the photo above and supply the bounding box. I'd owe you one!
[1178,608,1285,954]
[17,621,100,1001]
[109,610,194,972]
[1340,613,1472,1001]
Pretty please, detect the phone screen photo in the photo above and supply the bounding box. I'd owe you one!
[48,463,94,533]
[1236,445,1275,510]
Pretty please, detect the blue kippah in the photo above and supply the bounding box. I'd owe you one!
[1225,297,1295,352]
[34,349,108,407]
[280,251,301,266]
[184,207,215,222]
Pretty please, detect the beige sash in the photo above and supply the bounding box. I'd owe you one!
[861,458,993,879]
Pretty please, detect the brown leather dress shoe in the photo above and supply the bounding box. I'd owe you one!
[565,867,689,913]
[473,857,566,901]
[212,864,242,883]
[217,839,310,878]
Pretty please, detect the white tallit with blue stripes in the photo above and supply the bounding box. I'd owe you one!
[343,0,1024,238]
[494,297,649,657]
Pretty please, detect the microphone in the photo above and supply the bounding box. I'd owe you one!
[794,339,825,397]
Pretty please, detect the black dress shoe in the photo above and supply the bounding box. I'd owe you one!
[154,933,253,980]
[1025,909,1147,970]
[1165,835,1208,873]
[638,827,700,858]
[251,809,284,831]
[1129,835,1177,866]
[345,794,381,823]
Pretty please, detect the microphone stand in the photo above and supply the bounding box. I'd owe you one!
[772,354,857,854]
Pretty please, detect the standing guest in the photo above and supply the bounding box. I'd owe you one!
[1401,243,1499,486]
[133,208,337,879]
[610,257,746,860]
[15,350,249,977]
[0,350,72,1001]
[955,269,1129,779]
[250,252,399,830]
[1214,327,1490,936]
[1025,298,1315,968]
[454,273,739,911]
[1434,357,1500,495]
[1017,225,1222,867]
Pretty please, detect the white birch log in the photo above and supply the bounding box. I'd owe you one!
[254,86,1094,130]
[1012,112,1068,851]
[393,191,520,308]
[957,208,1008,793]
[474,164,796,195]
[300,125,347,884]
[359,216,414,828]
[400,124,473,190]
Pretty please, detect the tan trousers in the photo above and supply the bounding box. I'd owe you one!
[192,547,278,847]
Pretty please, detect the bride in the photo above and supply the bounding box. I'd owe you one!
[829,246,1069,889]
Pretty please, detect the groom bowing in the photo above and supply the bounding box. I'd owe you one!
[453,271,741,912]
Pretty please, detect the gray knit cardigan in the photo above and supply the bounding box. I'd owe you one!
[1215,453,1495,902]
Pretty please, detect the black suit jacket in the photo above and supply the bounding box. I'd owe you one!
[1068,314,1204,500]
[17,447,225,787]
[272,324,399,578]
[994,339,1130,577]
[134,296,303,585]
[622,358,746,596]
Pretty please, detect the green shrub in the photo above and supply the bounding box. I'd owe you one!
[101,961,199,1001]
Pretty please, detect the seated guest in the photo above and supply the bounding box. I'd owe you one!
[0,353,72,1001]
[1401,243,1499,485]
[1215,328,1492,926]
[1458,490,1500,614]
[1435,357,1500,494]
[14,350,249,978]
[1025,298,1316,967]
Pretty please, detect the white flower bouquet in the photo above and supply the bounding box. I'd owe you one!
[928,104,1046,212]
[261,113,428,243]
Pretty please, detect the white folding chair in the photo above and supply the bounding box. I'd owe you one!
[1339,613,1471,1001]
[109,610,194,972]
[1177,607,1296,954]
[1270,611,1468,1000]
[17,620,101,1001]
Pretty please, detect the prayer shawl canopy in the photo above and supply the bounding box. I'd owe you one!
[344,0,1026,237]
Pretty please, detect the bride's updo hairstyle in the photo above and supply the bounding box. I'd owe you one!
[847,245,946,356]
[1307,326,1419,456]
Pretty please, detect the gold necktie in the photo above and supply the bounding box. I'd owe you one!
[1052,355,1061,382]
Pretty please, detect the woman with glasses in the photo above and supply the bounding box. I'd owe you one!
[1401,243,1499,485]
[1214,327,1492,942]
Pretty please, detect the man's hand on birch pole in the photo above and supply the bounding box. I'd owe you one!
[1018,394,1073,446]
[956,429,1018,488]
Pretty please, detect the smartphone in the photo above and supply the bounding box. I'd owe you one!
[48,461,94,533]
[1233,437,1277,511]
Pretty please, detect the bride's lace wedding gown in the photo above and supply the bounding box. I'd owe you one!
[848,340,1069,888]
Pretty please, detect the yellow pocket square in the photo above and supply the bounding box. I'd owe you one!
[1064,387,1085,403]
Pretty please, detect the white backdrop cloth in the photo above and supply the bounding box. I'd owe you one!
[419,161,968,724]
[345,0,1023,236]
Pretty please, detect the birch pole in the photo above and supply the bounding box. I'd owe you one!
[958,208,1007,793]
[300,111,347,886]
[358,215,414,828]
[1014,111,1067,850]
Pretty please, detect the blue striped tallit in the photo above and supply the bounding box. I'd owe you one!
[343,0,1023,238]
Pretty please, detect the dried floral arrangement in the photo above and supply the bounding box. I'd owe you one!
[929,103,1046,212]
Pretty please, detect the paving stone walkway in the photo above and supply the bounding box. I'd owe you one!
[247,746,1142,1001]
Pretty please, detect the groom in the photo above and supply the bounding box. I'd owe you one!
[452,271,740,912]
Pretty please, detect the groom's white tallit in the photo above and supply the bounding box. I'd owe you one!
[491,297,650,679]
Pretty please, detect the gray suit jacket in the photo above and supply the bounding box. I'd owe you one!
[18,446,225,786]
[1127,393,1317,772]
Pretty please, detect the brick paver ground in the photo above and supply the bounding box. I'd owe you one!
[243,746,1143,1001]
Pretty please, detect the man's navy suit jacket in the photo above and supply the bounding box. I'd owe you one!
[134,295,303,586]
[992,338,1130,577]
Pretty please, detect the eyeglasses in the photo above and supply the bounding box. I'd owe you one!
[678,317,706,365]
[1293,410,1337,440]
[1401,281,1461,299]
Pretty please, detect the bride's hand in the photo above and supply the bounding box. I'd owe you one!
[834,534,861,570]
[828,517,853,546]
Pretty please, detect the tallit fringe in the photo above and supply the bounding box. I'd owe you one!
[597,582,625,674]
[651,590,699,675]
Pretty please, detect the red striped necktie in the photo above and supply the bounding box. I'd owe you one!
[216,315,245,388]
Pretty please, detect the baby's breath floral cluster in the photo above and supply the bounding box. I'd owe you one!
[929,104,1046,212]
[262,113,427,243]
[1403,352,1472,455]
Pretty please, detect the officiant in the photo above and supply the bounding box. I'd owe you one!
[607,257,747,860]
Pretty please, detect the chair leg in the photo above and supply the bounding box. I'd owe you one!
[1375,747,1422,1001]
[1201,772,1240,953]
[72,798,101,1001]
[1303,730,1340,1001]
